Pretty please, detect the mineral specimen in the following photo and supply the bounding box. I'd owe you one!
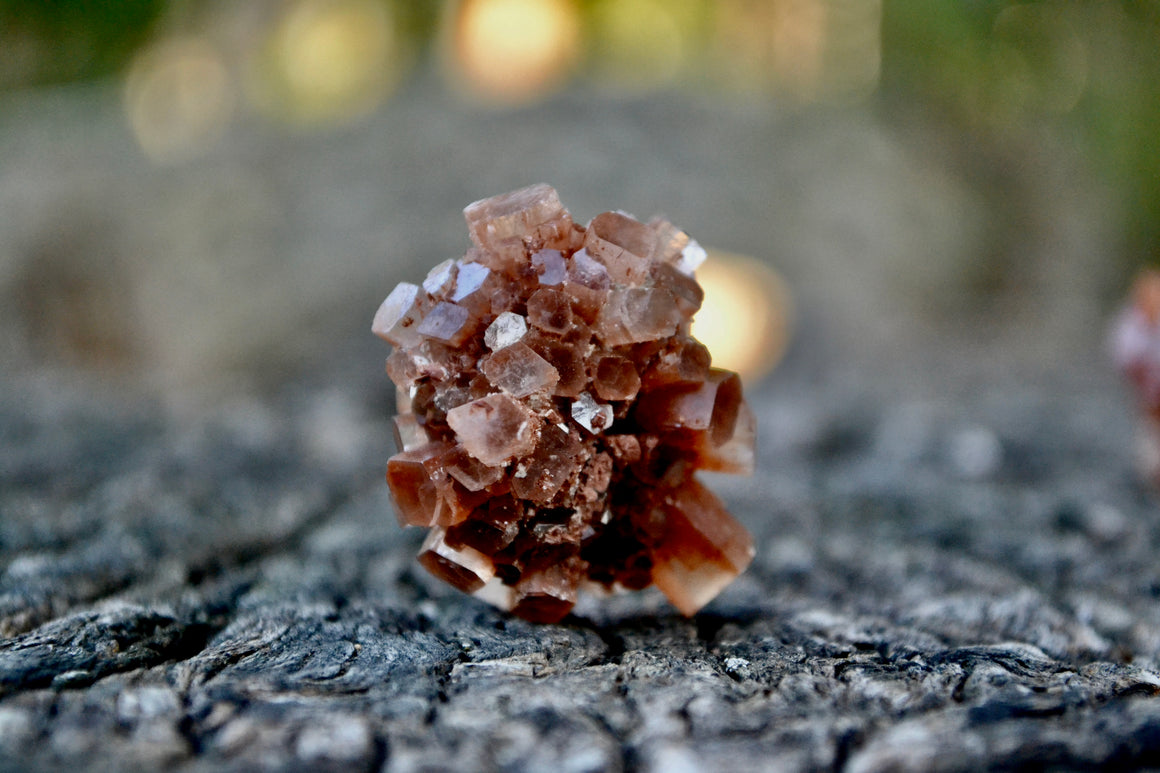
[1111,269,1160,484]
[374,183,756,622]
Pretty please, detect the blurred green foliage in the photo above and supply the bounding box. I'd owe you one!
[0,0,165,89]
[882,0,1160,264]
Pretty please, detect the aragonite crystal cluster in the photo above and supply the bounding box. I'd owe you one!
[1112,269,1160,483]
[373,184,755,623]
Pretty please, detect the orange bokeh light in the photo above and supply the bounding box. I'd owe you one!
[447,0,581,104]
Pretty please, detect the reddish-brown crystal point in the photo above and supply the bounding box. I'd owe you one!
[417,529,495,593]
[649,479,755,617]
[375,184,759,622]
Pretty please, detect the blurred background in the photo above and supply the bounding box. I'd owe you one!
[1,0,1158,405]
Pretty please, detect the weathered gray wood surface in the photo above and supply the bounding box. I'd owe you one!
[3,356,1159,772]
[1,84,1158,771]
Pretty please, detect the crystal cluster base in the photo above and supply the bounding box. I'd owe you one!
[374,184,755,623]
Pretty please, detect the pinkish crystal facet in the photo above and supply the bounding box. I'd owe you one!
[446,393,538,467]
[480,343,560,398]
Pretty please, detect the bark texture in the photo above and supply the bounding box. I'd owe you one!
[3,359,1159,773]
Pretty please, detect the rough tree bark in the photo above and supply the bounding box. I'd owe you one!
[3,355,1159,773]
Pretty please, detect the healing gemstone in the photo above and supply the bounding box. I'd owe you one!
[510,562,580,623]
[650,217,708,276]
[593,287,681,346]
[446,393,538,467]
[454,258,520,319]
[415,302,473,346]
[418,528,496,593]
[372,282,426,348]
[651,262,704,318]
[464,183,574,262]
[511,422,583,504]
[450,261,494,312]
[532,249,567,286]
[484,312,528,350]
[526,288,574,335]
[385,446,441,527]
[634,369,743,436]
[423,259,457,296]
[526,333,587,397]
[695,400,757,475]
[562,249,611,323]
[571,392,614,435]
[386,442,478,528]
[386,340,464,387]
[446,495,522,555]
[593,355,641,401]
[649,479,755,617]
[444,444,506,491]
[640,338,711,389]
[391,414,427,453]
[374,184,761,623]
[584,211,656,285]
[650,217,690,264]
[480,343,560,398]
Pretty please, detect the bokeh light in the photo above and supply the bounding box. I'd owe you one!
[249,0,402,126]
[124,37,234,163]
[446,0,581,104]
[692,251,793,382]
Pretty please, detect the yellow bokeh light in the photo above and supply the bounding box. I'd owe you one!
[252,0,400,126]
[124,37,235,163]
[692,251,793,382]
[448,0,581,104]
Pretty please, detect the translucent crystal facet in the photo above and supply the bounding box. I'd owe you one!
[372,282,426,348]
[391,414,427,453]
[415,302,472,346]
[484,312,528,350]
[571,392,613,435]
[480,343,560,398]
[532,249,567,286]
[446,394,537,467]
[594,287,681,346]
[386,442,480,528]
[649,480,755,617]
[526,288,574,335]
[511,563,580,623]
[593,355,641,401]
[464,183,573,263]
[584,211,656,285]
[374,184,760,623]
[418,529,496,593]
[423,259,457,296]
[511,423,583,504]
